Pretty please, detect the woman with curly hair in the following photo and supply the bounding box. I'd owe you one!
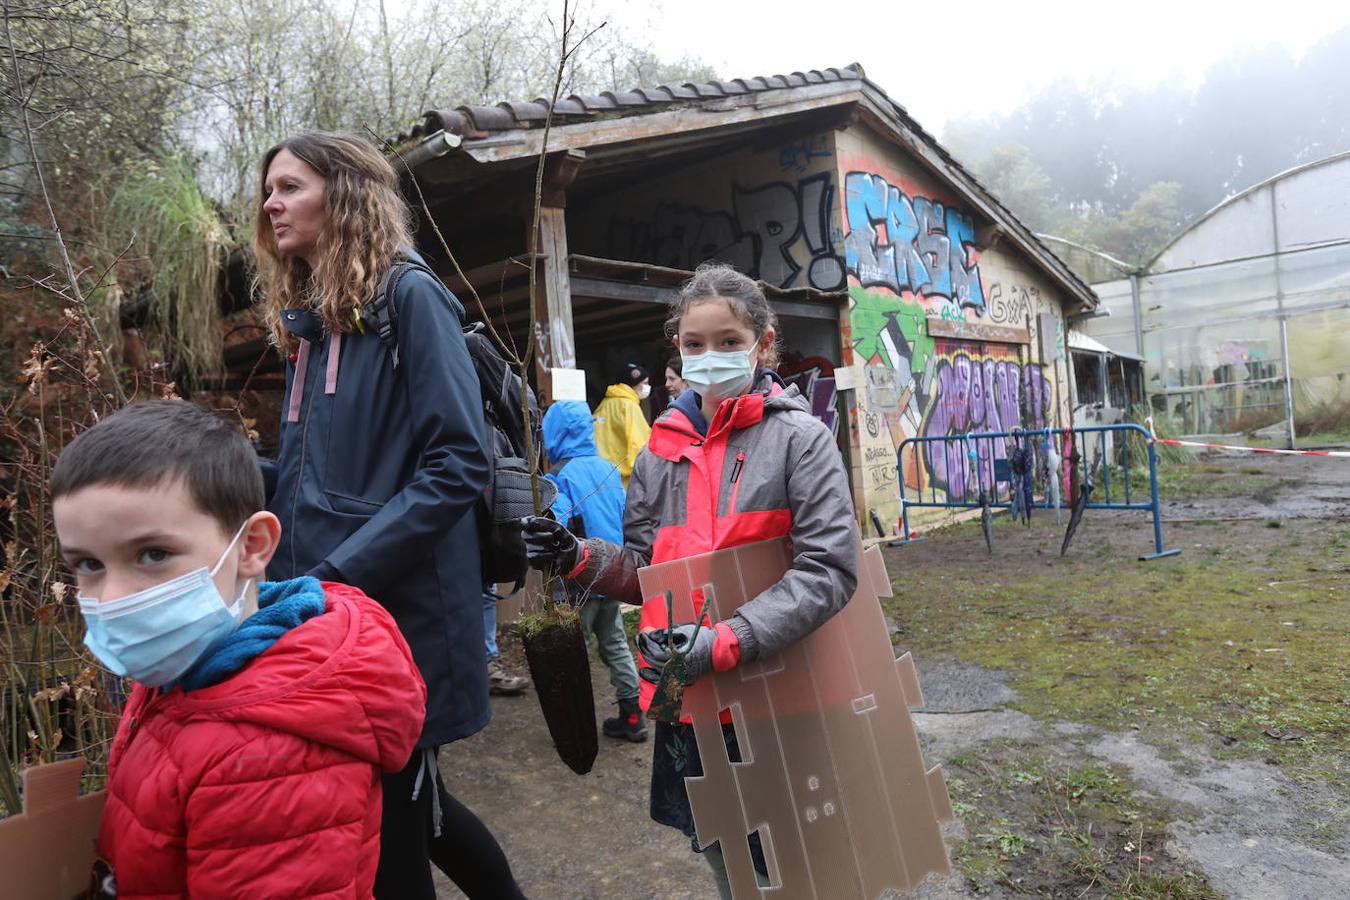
[256,132,524,900]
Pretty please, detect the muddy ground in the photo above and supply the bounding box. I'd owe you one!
[435,451,1348,898]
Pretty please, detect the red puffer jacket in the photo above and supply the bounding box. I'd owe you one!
[98,582,426,899]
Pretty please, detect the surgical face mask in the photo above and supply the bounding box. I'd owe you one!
[637,382,651,400]
[681,349,755,404]
[77,522,253,687]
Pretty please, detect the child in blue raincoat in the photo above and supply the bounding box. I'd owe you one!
[542,400,646,742]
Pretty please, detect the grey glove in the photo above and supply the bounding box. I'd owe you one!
[637,624,716,687]
[521,516,580,574]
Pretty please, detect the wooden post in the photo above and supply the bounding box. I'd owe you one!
[527,150,585,400]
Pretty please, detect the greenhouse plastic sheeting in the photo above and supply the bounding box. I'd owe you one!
[637,538,952,899]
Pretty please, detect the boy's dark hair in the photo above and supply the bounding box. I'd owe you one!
[51,401,264,534]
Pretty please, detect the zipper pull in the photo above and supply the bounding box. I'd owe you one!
[730,452,745,483]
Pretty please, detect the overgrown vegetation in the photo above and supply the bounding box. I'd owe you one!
[99,158,230,381]
[0,311,180,812]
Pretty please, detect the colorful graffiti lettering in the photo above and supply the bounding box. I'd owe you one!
[606,172,845,290]
[921,348,1050,500]
[842,172,985,314]
[779,355,839,435]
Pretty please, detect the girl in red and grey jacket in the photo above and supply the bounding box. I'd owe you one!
[524,262,858,895]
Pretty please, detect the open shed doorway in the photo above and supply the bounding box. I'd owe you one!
[570,295,671,409]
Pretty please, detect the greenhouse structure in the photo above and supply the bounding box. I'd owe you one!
[1074,151,1350,446]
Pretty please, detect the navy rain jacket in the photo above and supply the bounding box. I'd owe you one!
[264,253,490,747]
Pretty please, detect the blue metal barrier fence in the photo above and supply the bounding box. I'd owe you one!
[895,423,1181,561]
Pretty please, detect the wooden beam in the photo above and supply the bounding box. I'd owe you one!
[571,275,838,321]
[574,310,671,344]
[541,149,586,207]
[527,207,578,396]
[925,317,1029,345]
[434,254,540,296]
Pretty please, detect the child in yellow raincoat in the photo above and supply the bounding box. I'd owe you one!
[593,362,652,486]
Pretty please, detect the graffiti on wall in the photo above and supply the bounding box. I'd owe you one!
[986,282,1040,326]
[921,342,1050,500]
[779,354,839,435]
[849,283,1053,502]
[843,172,985,315]
[778,134,832,174]
[606,172,845,290]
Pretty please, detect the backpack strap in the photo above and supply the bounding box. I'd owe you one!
[367,256,436,367]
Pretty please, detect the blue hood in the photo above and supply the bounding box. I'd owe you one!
[543,400,597,464]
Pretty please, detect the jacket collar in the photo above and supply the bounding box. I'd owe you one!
[649,389,770,461]
[174,576,326,692]
[281,308,324,344]
[604,382,641,403]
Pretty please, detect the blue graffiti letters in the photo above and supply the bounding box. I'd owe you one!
[843,172,985,313]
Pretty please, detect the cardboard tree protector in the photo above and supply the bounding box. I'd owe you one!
[637,538,953,899]
[0,758,106,900]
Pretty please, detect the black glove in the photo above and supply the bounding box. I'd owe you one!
[637,624,716,686]
[521,516,580,574]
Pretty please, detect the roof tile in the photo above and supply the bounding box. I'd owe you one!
[409,64,867,140]
[464,105,515,131]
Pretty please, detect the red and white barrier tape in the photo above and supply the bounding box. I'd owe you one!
[1144,417,1350,458]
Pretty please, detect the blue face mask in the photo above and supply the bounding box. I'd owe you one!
[681,349,755,405]
[77,523,252,688]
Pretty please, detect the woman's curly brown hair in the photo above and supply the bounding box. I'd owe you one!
[253,132,413,348]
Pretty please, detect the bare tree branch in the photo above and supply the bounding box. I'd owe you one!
[3,0,127,404]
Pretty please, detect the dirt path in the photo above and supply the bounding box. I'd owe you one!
[434,661,710,900]
[1161,449,1350,520]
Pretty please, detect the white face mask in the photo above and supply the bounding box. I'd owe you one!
[77,522,253,687]
[637,382,652,400]
[681,350,755,405]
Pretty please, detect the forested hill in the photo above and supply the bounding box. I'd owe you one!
[943,25,1350,267]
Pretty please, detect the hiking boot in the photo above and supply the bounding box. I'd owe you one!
[603,697,648,742]
[488,659,529,696]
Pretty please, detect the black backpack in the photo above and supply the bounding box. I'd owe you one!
[366,258,555,592]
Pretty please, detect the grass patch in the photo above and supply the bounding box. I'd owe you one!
[947,742,1220,896]
[886,517,1350,789]
[1107,461,1285,504]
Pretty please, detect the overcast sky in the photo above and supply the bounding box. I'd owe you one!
[603,0,1350,137]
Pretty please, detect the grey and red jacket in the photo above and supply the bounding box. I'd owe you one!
[571,379,858,711]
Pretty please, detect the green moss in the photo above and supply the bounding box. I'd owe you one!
[886,517,1350,789]
[518,604,579,638]
[946,742,1221,896]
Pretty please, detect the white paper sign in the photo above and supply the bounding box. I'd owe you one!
[834,363,859,391]
[550,368,588,402]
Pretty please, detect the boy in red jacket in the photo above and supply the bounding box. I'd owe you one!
[51,401,426,900]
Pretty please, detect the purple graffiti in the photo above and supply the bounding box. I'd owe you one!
[923,355,1049,499]
[781,365,838,435]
